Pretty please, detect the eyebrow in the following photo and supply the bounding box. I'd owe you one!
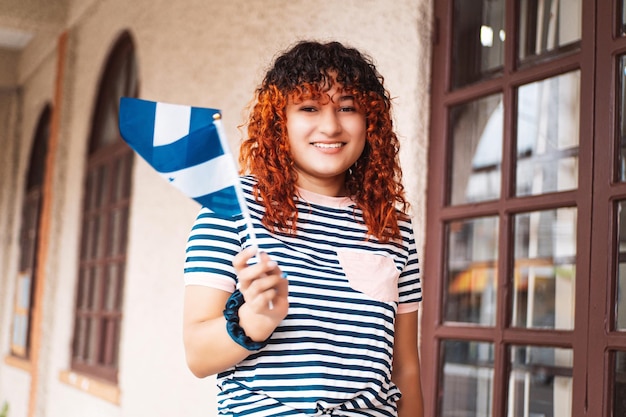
[291,94,355,105]
[336,95,355,102]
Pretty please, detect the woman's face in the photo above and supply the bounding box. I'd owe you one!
[285,84,366,197]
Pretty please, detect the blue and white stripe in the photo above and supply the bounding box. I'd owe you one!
[184,176,421,416]
[118,97,241,216]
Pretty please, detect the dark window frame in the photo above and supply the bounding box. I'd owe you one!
[70,31,137,383]
[587,2,626,416]
[423,0,596,415]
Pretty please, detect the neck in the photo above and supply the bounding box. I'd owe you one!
[295,175,347,197]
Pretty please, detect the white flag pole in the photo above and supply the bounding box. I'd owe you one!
[212,114,258,250]
[213,113,274,310]
[213,114,275,309]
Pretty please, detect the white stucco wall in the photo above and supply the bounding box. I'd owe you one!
[0,1,431,416]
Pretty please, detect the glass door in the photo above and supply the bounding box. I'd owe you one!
[423,0,593,415]
[587,2,626,416]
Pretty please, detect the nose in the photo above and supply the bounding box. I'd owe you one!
[318,107,342,137]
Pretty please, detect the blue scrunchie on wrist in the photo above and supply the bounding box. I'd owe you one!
[223,289,269,351]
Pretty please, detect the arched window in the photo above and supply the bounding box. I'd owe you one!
[71,31,138,382]
[10,104,51,359]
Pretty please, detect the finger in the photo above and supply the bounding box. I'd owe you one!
[232,246,258,274]
[238,254,278,289]
[242,270,287,310]
[245,273,284,296]
[248,287,286,313]
[269,274,289,310]
[257,251,280,275]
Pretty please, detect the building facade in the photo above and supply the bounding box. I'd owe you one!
[10,1,626,416]
[0,1,431,417]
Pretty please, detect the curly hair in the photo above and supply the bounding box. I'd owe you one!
[239,40,408,242]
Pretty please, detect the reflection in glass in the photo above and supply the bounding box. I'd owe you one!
[519,0,581,62]
[450,94,503,205]
[614,351,626,415]
[445,217,498,326]
[618,57,626,181]
[623,0,626,36]
[10,273,30,356]
[440,340,494,417]
[452,0,505,88]
[508,345,573,417]
[513,208,576,330]
[516,71,580,196]
[615,202,626,329]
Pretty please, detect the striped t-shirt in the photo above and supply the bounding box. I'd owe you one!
[184,176,422,417]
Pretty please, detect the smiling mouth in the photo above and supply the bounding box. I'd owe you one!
[312,142,344,149]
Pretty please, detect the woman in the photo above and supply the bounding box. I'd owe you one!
[183,40,424,417]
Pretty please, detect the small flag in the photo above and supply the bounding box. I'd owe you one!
[118,97,242,217]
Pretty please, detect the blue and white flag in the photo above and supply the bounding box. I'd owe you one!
[118,97,242,217]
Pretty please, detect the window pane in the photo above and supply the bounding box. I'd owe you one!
[11,314,28,355]
[451,0,505,89]
[101,318,121,367]
[85,169,98,211]
[450,94,503,205]
[87,318,97,363]
[72,317,86,360]
[509,345,573,417]
[439,340,494,417]
[614,351,626,415]
[89,266,101,309]
[16,272,31,309]
[618,56,626,181]
[98,164,110,208]
[519,0,581,62]
[108,207,128,256]
[10,272,31,356]
[89,36,137,152]
[104,262,123,313]
[622,0,626,36]
[18,190,41,271]
[513,208,576,330]
[516,71,580,197]
[445,217,498,326]
[615,201,626,329]
[112,152,132,201]
[77,267,87,309]
[111,319,121,366]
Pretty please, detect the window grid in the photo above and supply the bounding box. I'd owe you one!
[424,0,594,416]
[71,32,136,383]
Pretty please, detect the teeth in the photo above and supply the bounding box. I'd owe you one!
[313,143,343,149]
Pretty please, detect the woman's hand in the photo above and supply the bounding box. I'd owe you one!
[234,247,289,342]
[183,247,289,377]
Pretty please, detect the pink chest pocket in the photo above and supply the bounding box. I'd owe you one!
[336,250,400,303]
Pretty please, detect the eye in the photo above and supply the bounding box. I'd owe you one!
[300,106,318,112]
[339,106,357,112]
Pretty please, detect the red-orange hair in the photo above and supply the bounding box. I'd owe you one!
[239,41,408,242]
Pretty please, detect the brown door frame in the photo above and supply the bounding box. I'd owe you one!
[587,2,626,417]
[422,0,596,415]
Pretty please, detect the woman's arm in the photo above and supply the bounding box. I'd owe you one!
[392,310,424,417]
[183,248,288,377]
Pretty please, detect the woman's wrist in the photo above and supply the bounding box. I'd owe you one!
[238,302,276,342]
[223,290,270,351]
